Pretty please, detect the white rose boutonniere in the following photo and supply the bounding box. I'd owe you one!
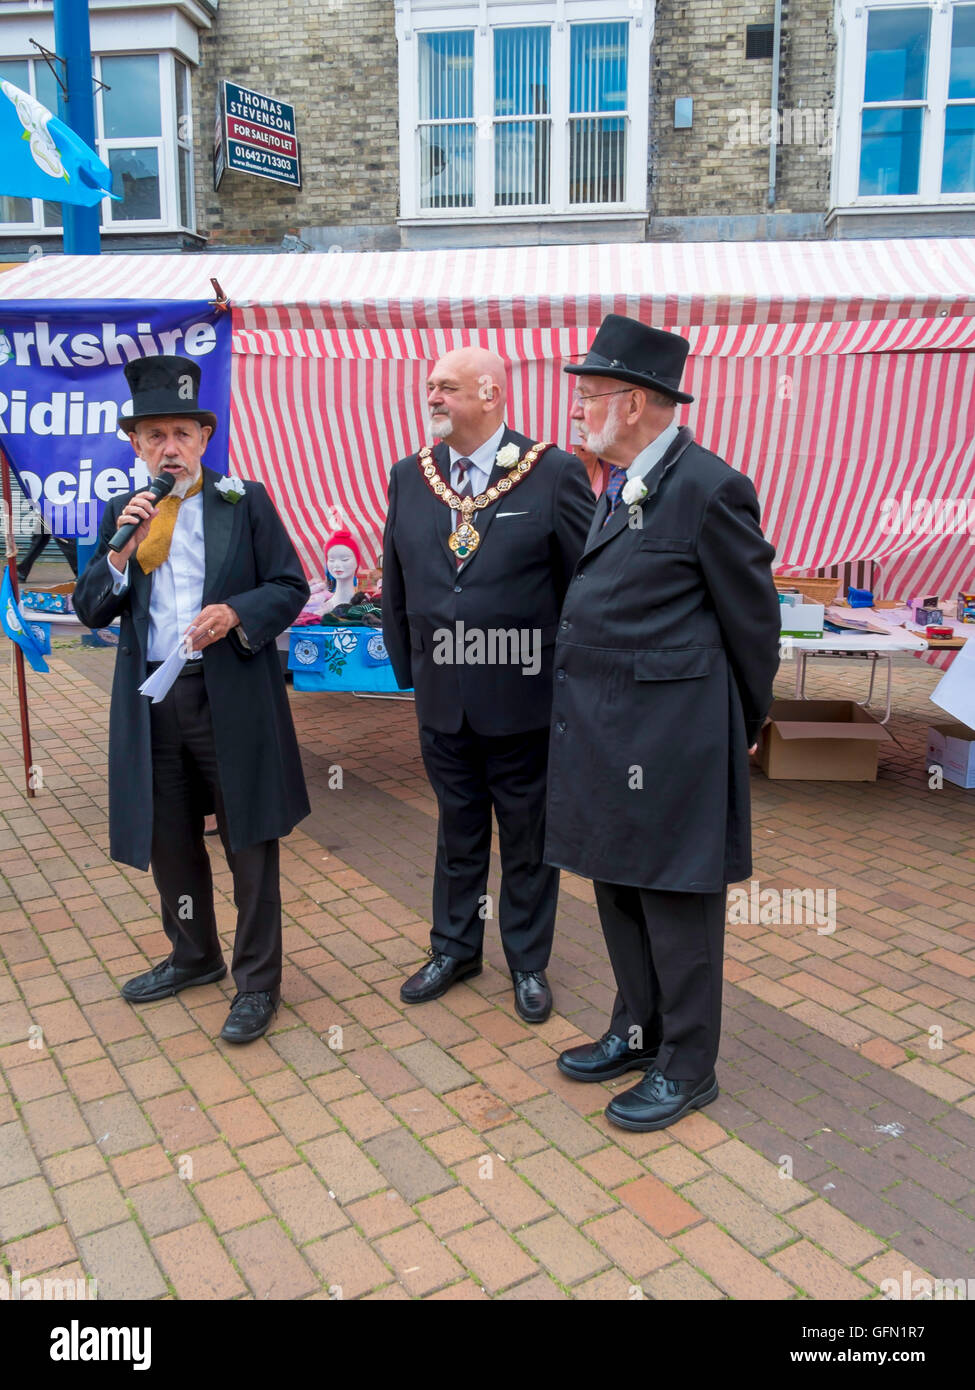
[495,443,522,471]
[215,476,246,504]
[621,477,648,506]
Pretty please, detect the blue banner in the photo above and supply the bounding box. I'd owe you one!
[1,566,49,672]
[0,300,232,541]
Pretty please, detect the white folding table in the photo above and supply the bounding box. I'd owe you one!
[784,630,929,724]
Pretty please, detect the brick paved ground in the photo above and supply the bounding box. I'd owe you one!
[1,624,973,1300]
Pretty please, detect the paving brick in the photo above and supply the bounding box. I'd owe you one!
[787,1197,886,1265]
[144,1090,218,1150]
[578,1146,646,1189]
[267,1092,339,1145]
[194,1169,273,1232]
[305,1226,392,1298]
[153,1220,246,1299]
[259,1165,351,1242]
[705,1138,810,1213]
[426,1125,488,1166]
[79,1221,167,1300]
[415,1185,487,1236]
[425,1278,490,1300]
[0,1119,41,1185]
[21,1093,91,1157]
[302,1132,383,1202]
[128,1174,201,1237]
[109,1145,173,1188]
[238,1136,301,1178]
[363,1128,454,1204]
[613,1174,702,1238]
[515,1150,616,1224]
[770,1239,872,1300]
[393,1039,472,1094]
[82,1092,155,1156]
[643,1260,725,1301]
[676,1222,795,1300]
[3,1223,77,1276]
[329,1091,399,1141]
[646,1145,713,1187]
[517,1094,604,1158]
[586,1209,675,1279]
[177,1051,248,1105]
[0,1176,60,1239]
[518,1213,608,1285]
[376,1222,465,1296]
[9,1057,66,1101]
[444,1083,516,1131]
[446,1218,538,1293]
[57,1173,128,1237]
[207,1096,277,1148]
[455,1154,552,1227]
[346,1189,415,1238]
[268,1026,343,1079]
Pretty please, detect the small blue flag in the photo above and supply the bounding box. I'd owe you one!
[0,566,49,672]
[0,78,118,207]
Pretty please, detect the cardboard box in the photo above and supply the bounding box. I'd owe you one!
[760,700,893,780]
[927,722,975,789]
[779,602,824,638]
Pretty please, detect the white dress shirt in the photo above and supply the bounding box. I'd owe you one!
[108,489,205,662]
[448,422,507,498]
[625,422,680,484]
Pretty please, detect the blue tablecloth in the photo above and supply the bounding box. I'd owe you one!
[287,625,409,693]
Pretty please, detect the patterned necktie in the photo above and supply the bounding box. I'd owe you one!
[136,472,204,574]
[453,458,473,567]
[601,465,628,527]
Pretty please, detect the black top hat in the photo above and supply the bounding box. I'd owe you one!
[564,314,694,404]
[119,355,218,433]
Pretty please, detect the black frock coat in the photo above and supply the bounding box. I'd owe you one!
[543,426,781,892]
[73,466,311,871]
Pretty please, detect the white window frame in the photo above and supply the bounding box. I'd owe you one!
[833,0,975,210]
[396,0,652,223]
[0,49,195,236]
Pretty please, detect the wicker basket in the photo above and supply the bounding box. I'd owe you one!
[773,573,841,607]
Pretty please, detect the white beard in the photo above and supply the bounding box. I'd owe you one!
[168,466,202,498]
[429,413,453,440]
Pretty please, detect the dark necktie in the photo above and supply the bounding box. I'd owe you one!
[602,465,628,527]
[453,458,473,567]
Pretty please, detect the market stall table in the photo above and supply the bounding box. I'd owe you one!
[785,630,929,724]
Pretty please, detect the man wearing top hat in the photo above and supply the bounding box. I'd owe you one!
[545,315,780,1130]
[73,355,310,1043]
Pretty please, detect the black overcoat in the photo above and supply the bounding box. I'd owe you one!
[382,427,595,736]
[543,426,781,892]
[73,466,311,871]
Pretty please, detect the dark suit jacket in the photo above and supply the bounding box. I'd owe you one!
[543,426,781,891]
[72,466,311,870]
[381,426,595,735]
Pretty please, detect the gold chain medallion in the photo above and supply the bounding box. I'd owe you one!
[418,442,551,558]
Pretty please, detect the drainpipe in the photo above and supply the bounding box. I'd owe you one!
[768,0,783,210]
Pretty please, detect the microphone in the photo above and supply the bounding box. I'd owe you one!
[108,470,175,552]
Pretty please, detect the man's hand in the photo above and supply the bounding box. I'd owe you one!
[748,743,758,756]
[184,604,240,652]
[108,491,159,571]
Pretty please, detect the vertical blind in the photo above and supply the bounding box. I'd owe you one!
[418,30,475,208]
[417,20,630,211]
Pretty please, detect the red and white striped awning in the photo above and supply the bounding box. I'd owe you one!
[3,239,974,628]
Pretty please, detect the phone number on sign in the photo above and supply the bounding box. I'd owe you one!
[230,144,296,173]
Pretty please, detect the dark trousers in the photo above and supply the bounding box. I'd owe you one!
[418,719,558,972]
[596,882,727,1081]
[149,670,282,993]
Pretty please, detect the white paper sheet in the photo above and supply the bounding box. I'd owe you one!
[138,641,190,702]
[930,630,975,727]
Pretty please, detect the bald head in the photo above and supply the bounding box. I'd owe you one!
[426,346,508,454]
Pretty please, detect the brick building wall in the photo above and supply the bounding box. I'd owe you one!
[193,0,400,249]
[650,1,834,229]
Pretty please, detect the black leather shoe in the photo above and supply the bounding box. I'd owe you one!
[512,969,552,1024]
[220,990,279,1043]
[605,1067,718,1131]
[557,1030,659,1082]
[121,957,227,1003]
[400,950,482,1004]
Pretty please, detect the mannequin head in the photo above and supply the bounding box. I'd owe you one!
[324,529,362,590]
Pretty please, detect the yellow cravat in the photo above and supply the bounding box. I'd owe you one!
[136,473,203,575]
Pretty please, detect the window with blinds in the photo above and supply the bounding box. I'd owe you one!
[409,14,633,216]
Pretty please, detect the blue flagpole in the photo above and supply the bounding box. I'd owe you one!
[53,0,101,255]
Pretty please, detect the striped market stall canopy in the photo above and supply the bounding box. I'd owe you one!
[2,239,974,614]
